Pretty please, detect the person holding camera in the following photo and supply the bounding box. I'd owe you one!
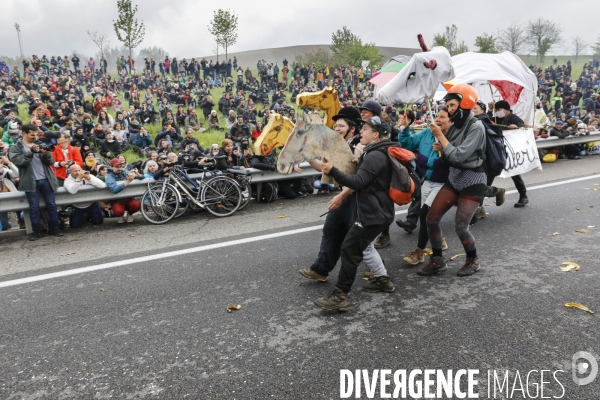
[52,132,83,186]
[64,164,106,228]
[105,158,143,223]
[9,123,63,240]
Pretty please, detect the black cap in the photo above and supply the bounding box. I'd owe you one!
[362,116,390,137]
[331,106,361,124]
[495,100,511,111]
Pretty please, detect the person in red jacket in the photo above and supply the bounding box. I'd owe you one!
[51,132,83,186]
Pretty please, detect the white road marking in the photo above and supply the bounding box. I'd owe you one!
[0,175,598,289]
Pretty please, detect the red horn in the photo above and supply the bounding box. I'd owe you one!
[417,34,429,52]
[423,60,437,70]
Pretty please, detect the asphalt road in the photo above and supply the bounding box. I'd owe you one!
[1,158,600,399]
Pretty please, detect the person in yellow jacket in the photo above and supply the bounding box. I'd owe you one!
[358,68,364,83]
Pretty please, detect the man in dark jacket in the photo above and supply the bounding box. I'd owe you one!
[9,124,63,240]
[315,116,396,311]
[491,100,529,207]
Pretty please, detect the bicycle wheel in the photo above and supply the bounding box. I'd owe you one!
[174,194,190,218]
[200,176,242,217]
[237,183,251,211]
[141,183,180,224]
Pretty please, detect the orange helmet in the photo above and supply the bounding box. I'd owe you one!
[445,83,478,109]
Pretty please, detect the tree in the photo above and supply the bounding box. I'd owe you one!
[329,26,384,67]
[526,18,562,62]
[593,35,600,57]
[113,0,145,71]
[497,22,528,54]
[571,36,587,63]
[87,31,110,62]
[208,9,238,61]
[138,46,167,64]
[432,24,469,55]
[331,26,360,58]
[474,33,499,53]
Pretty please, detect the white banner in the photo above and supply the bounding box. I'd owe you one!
[361,60,370,69]
[499,128,542,178]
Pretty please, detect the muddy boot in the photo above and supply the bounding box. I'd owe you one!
[417,256,447,276]
[362,275,395,292]
[314,288,348,311]
[403,247,425,265]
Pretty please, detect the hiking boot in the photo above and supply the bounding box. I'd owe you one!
[403,247,425,265]
[424,237,448,253]
[395,220,417,234]
[495,187,506,206]
[514,194,529,208]
[299,268,327,282]
[362,275,396,292]
[477,206,487,219]
[417,256,447,276]
[29,231,43,241]
[314,288,348,311]
[457,258,481,276]
[374,235,391,249]
[363,270,375,280]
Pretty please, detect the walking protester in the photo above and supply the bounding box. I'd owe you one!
[419,84,486,277]
[398,108,451,266]
[472,101,506,220]
[299,107,386,284]
[490,100,529,207]
[357,100,394,250]
[9,124,63,241]
[314,115,398,311]
[394,110,422,234]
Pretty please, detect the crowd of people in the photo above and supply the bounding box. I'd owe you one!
[0,50,598,292]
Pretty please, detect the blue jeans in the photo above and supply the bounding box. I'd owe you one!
[0,212,9,231]
[24,179,60,233]
[310,195,357,276]
[70,203,104,228]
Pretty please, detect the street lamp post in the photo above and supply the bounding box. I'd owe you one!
[15,23,24,59]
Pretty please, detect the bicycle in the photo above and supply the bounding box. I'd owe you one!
[140,164,251,225]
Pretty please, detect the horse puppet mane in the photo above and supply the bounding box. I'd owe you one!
[277,112,356,184]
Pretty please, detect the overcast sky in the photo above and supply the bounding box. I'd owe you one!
[1,0,597,58]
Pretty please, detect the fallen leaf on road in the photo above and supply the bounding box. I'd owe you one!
[363,277,370,281]
[100,288,105,292]
[583,188,591,190]
[560,262,580,272]
[595,183,600,186]
[576,207,581,210]
[575,229,587,233]
[565,302,594,314]
[449,253,465,261]
[227,304,242,313]
[298,283,303,287]
[60,252,76,256]
[588,225,596,228]
[277,215,287,219]
[552,232,560,236]
[423,249,433,256]
[594,189,600,191]
[130,235,135,237]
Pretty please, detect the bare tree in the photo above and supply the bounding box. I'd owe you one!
[527,18,562,62]
[497,22,529,54]
[87,31,110,61]
[432,24,469,55]
[572,36,587,63]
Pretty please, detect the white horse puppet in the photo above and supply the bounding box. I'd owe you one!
[277,112,356,184]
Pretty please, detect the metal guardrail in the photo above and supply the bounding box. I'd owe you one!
[3,131,599,234]
[535,131,600,149]
[0,162,322,234]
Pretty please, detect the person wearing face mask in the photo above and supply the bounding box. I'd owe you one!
[490,100,529,207]
[420,84,486,277]
[99,132,122,160]
[299,107,390,290]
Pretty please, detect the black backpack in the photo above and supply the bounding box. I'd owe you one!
[465,115,507,178]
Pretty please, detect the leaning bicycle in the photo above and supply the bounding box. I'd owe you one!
[140,164,250,225]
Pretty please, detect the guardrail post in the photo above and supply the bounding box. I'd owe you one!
[255,182,263,203]
[23,210,33,234]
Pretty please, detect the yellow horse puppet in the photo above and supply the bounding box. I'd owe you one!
[252,87,342,156]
